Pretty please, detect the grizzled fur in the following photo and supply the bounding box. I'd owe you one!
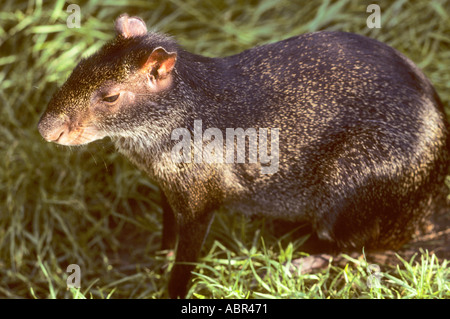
[38,15,450,298]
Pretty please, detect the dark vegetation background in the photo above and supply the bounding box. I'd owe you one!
[0,0,449,298]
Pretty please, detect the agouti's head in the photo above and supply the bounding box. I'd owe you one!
[38,14,178,146]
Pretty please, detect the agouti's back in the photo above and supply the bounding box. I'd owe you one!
[38,15,450,298]
[177,30,449,249]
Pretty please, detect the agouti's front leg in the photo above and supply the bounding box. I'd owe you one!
[160,191,177,251]
[168,210,215,299]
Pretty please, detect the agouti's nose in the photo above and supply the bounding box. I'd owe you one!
[38,114,70,143]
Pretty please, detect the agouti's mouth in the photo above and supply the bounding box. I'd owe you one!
[62,128,85,145]
[54,130,65,143]
[54,127,85,146]
[57,126,106,146]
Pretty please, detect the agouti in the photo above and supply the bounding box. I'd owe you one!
[38,14,450,298]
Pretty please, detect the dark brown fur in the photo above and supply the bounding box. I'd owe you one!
[38,15,450,298]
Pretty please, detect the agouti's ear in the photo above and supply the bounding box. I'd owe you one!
[115,14,147,38]
[141,47,177,80]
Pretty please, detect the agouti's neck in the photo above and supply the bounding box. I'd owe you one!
[176,50,230,102]
[176,50,266,130]
[176,51,250,125]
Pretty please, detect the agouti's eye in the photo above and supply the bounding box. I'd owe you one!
[103,94,120,103]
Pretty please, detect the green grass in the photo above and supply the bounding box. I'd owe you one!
[0,0,449,299]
